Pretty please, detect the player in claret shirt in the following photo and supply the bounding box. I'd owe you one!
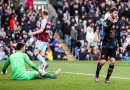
[28,10,51,70]
[94,8,123,83]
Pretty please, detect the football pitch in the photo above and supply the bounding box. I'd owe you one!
[0,60,130,90]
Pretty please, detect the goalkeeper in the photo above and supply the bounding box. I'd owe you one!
[2,42,60,80]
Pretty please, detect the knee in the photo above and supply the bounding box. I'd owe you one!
[34,51,39,56]
[34,52,38,56]
[110,58,115,65]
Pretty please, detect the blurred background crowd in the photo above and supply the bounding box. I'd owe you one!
[54,0,130,61]
[0,0,67,61]
[0,0,130,61]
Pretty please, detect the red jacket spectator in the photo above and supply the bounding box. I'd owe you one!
[26,0,33,8]
[9,15,17,29]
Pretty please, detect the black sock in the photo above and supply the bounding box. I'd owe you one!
[106,64,114,80]
[96,62,104,76]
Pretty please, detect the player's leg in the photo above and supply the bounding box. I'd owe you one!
[40,42,49,70]
[34,48,44,69]
[38,68,61,79]
[105,48,116,83]
[34,40,46,69]
[95,48,108,82]
[15,71,39,80]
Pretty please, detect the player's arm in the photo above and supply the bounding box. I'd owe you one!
[24,53,39,72]
[28,19,47,36]
[117,30,122,47]
[2,57,10,75]
[31,28,44,35]
[117,25,123,52]
[103,20,113,33]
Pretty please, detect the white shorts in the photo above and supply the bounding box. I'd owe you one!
[35,40,48,51]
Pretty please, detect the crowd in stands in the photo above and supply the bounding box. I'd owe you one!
[55,0,130,61]
[0,0,129,61]
[0,0,67,61]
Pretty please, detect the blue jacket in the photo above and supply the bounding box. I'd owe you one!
[123,56,130,61]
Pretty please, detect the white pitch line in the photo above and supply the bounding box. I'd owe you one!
[27,69,130,80]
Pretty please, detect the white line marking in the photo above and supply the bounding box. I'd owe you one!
[27,69,130,80]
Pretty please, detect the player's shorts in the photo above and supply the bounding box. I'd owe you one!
[14,71,39,80]
[35,40,48,51]
[101,48,117,60]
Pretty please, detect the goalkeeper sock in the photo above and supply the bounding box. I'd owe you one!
[96,62,104,76]
[36,54,45,68]
[43,73,55,79]
[106,64,114,80]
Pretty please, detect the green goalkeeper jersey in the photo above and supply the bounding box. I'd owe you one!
[2,52,39,79]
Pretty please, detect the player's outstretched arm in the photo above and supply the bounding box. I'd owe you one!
[2,57,10,75]
[28,19,47,36]
[28,28,44,36]
[24,53,40,72]
[24,53,46,76]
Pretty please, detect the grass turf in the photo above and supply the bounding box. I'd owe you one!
[0,60,130,90]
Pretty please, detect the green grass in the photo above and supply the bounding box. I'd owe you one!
[0,60,130,90]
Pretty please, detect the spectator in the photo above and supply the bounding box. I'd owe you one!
[26,0,33,9]
[0,28,6,38]
[86,28,94,47]
[70,26,78,52]
[61,50,68,60]
[79,28,86,46]
[123,53,130,61]
[79,47,86,60]
[0,48,6,60]
[94,27,101,47]
[25,20,32,32]
[57,44,64,54]
[52,37,60,47]
[46,48,53,61]
[53,48,59,60]
[13,0,20,10]
[126,42,130,56]
[92,46,100,60]
[86,23,94,33]
[9,15,17,30]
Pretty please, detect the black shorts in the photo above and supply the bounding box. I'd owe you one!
[101,48,117,60]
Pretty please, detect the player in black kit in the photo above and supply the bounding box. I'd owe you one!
[95,8,123,83]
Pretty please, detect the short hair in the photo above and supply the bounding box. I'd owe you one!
[43,10,48,16]
[16,42,25,50]
[109,8,118,13]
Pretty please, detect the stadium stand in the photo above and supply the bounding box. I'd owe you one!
[0,0,129,61]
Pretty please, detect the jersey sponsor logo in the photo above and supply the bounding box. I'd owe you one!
[109,30,116,38]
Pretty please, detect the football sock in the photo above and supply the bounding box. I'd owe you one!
[106,64,114,80]
[96,62,104,76]
[43,73,55,79]
[36,54,46,68]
